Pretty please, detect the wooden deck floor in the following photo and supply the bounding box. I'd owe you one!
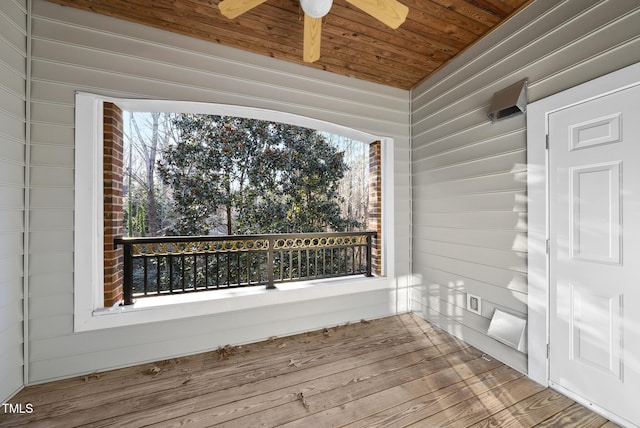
[2,314,618,427]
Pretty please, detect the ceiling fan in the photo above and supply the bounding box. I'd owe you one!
[218,0,409,63]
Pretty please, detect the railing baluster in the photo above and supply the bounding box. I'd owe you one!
[192,254,197,291]
[366,234,372,277]
[156,256,161,294]
[204,252,209,289]
[330,248,334,276]
[215,253,220,288]
[143,257,148,296]
[344,248,348,275]
[343,248,347,275]
[236,252,241,286]
[169,255,174,293]
[351,247,356,273]
[267,237,275,289]
[311,249,315,278]
[322,248,326,276]
[181,255,186,292]
[246,252,251,285]
[257,253,261,285]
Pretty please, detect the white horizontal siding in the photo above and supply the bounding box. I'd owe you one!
[28,290,389,363]
[0,159,25,187]
[412,191,527,214]
[29,290,396,383]
[0,0,25,403]
[414,240,527,274]
[0,109,26,142]
[413,130,524,172]
[0,211,23,235]
[413,172,526,201]
[413,211,527,231]
[0,138,25,165]
[30,143,74,168]
[414,149,526,185]
[30,122,73,147]
[26,0,410,384]
[28,314,70,341]
[0,87,25,118]
[415,266,527,313]
[415,252,527,293]
[0,281,22,332]
[30,165,73,188]
[414,226,527,251]
[411,0,640,371]
[0,37,25,73]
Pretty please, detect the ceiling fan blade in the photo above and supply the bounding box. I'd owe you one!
[345,0,408,29]
[218,0,268,19]
[303,14,322,63]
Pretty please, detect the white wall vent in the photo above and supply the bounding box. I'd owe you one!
[487,309,526,351]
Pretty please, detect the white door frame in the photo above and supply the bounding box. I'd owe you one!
[527,61,640,406]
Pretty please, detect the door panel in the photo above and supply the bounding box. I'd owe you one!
[570,282,622,378]
[549,84,640,427]
[569,113,621,150]
[570,162,621,264]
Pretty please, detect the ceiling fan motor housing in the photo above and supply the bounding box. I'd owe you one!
[300,0,333,18]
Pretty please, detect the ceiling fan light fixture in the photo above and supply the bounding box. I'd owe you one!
[300,0,333,18]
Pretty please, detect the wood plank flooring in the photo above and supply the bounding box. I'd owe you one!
[1,314,618,427]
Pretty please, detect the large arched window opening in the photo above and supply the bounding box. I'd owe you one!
[75,93,391,331]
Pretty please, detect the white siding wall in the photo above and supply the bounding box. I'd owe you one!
[411,0,640,373]
[0,0,26,402]
[27,0,410,384]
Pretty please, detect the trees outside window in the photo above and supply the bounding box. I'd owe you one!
[123,113,369,237]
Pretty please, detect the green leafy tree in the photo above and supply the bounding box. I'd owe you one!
[241,125,358,233]
[157,115,360,235]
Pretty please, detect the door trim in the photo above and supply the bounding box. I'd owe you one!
[527,61,640,386]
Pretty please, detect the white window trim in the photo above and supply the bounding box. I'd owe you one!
[526,62,640,386]
[74,92,395,332]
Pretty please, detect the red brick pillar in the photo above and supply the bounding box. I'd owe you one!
[103,102,124,306]
[368,141,382,276]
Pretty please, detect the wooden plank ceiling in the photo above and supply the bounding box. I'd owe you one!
[45,0,532,89]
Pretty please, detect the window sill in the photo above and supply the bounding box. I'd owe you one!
[76,276,388,331]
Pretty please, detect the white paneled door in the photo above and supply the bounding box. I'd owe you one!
[549,85,640,427]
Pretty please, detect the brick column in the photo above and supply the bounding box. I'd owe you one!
[368,141,382,276]
[103,102,124,306]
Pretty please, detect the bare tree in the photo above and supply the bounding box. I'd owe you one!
[328,134,369,230]
[125,112,173,236]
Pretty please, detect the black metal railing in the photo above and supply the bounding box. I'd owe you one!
[115,231,375,305]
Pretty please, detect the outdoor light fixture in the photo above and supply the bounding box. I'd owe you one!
[300,0,333,18]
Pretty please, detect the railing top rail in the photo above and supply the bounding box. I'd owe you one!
[114,231,376,245]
